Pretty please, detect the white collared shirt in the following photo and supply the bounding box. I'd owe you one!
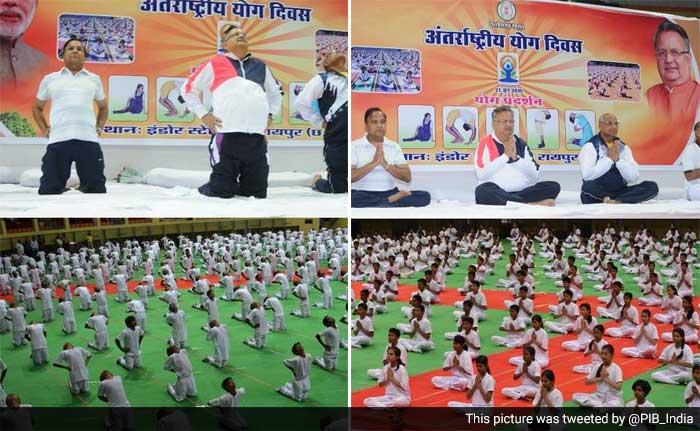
[36,68,105,144]
[681,143,700,187]
[351,136,407,191]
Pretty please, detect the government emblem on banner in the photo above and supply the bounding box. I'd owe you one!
[497,53,519,85]
[497,0,516,21]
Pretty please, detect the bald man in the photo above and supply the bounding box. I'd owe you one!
[579,113,658,204]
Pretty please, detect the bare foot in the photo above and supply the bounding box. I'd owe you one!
[603,197,621,204]
[451,138,464,144]
[388,189,411,203]
[310,174,322,188]
[527,199,556,206]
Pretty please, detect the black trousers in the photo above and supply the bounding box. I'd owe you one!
[314,114,348,194]
[580,166,659,204]
[39,139,106,195]
[199,132,268,199]
[474,181,561,206]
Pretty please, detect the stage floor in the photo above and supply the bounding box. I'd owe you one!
[0,182,348,217]
[352,189,700,218]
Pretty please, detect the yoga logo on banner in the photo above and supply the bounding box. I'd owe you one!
[497,53,519,86]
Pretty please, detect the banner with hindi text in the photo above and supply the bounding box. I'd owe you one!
[0,0,347,144]
[350,0,700,166]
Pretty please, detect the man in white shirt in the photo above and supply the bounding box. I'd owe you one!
[351,107,431,207]
[32,37,107,195]
[53,342,92,394]
[474,106,560,205]
[98,370,134,430]
[681,122,700,201]
[579,113,658,204]
[205,377,247,429]
[163,346,197,402]
[181,23,282,199]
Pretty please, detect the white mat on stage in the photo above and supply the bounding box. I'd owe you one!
[352,189,700,218]
[0,168,347,217]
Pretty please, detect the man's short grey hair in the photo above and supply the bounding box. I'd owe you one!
[492,105,513,121]
[653,20,691,53]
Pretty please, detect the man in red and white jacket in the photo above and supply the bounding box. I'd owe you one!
[182,23,282,198]
[473,106,560,206]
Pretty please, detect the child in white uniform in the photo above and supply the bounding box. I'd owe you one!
[264,295,286,331]
[85,312,109,350]
[115,316,144,370]
[363,347,411,408]
[314,316,340,371]
[431,335,474,391]
[164,345,197,402]
[56,298,76,334]
[492,304,526,347]
[502,346,542,400]
[291,282,310,318]
[573,324,608,374]
[510,315,549,368]
[655,286,682,324]
[625,379,655,408]
[351,303,374,348]
[367,328,408,380]
[244,302,268,349]
[165,303,187,348]
[605,292,639,338]
[562,303,597,351]
[532,369,563,409]
[203,320,230,368]
[545,290,578,334]
[277,342,313,402]
[684,364,700,407]
[448,355,495,409]
[25,321,49,365]
[652,328,693,384]
[572,344,623,407]
[53,342,92,395]
[397,304,434,353]
[661,296,699,343]
[620,309,658,358]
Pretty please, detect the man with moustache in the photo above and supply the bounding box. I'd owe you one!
[579,113,658,204]
[0,0,50,90]
[473,106,560,206]
[646,20,699,120]
[32,36,108,195]
[351,107,431,207]
[181,22,282,199]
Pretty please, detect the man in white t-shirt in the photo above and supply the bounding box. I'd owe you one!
[681,122,700,201]
[32,37,108,195]
[351,107,431,207]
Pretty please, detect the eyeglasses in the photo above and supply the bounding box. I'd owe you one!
[494,120,515,124]
[221,26,245,44]
[602,121,619,126]
[655,49,690,59]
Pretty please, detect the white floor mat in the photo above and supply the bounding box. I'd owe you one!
[0,182,347,217]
